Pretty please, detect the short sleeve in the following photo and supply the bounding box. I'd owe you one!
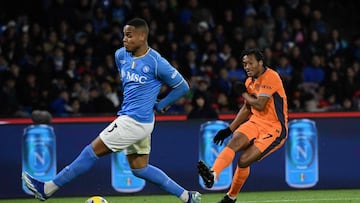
[258,72,280,97]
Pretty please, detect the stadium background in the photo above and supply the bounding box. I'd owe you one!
[0,0,360,116]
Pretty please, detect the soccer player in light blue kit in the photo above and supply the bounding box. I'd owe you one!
[23,18,201,203]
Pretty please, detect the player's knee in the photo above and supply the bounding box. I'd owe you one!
[237,157,251,168]
[127,154,149,169]
[228,133,250,151]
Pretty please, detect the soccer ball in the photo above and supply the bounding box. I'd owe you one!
[85,196,108,203]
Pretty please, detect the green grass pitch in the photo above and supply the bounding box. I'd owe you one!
[2,189,360,203]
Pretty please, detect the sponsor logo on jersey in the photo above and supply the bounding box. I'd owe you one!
[171,70,178,79]
[121,70,147,84]
[261,84,272,89]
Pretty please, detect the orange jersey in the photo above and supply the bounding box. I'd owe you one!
[245,68,288,132]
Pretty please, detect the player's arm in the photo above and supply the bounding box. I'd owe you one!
[154,59,190,112]
[114,48,124,70]
[155,80,189,112]
[229,101,251,131]
[213,102,251,145]
[242,92,269,111]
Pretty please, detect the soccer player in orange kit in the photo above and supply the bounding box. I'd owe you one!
[198,48,288,203]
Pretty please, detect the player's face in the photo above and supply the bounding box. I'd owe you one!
[242,54,264,78]
[122,25,144,53]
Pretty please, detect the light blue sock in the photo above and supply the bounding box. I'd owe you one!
[131,165,185,197]
[53,144,99,187]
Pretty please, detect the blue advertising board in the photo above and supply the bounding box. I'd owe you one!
[0,116,360,198]
[198,120,232,190]
[286,119,319,188]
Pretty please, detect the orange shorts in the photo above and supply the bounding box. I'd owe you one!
[235,120,287,159]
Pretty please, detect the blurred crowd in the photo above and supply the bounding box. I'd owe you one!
[0,0,360,118]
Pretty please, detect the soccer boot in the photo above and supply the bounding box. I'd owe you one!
[197,160,215,188]
[187,191,201,203]
[217,195,236,203]
[22,172,48,201]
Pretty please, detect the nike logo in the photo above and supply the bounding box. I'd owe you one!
[263,134,273,139]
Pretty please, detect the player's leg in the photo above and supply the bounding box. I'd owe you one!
[223,123,286,201]
[53,137,112,186]
[198,166,250,203]
[215,141,260,203]
[224,166,250,202]
[22,116,126,200]
[22,136,110,200]
[212,131,251,175]
[51,115,160,194]
[198,122,255,189]
[197,134,247,189]
[127,137,200,203]
[129,155,201,203]
[197,139,241,189]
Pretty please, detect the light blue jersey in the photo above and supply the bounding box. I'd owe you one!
[115,47,187,123]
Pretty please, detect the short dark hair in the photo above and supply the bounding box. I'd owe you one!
[240,48,264,62]
[126,18,149,34]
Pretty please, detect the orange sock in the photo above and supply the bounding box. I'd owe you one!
[228,166,250,198]
[212,147,235,176]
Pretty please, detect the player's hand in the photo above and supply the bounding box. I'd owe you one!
[154,102,170,114]
[213,127,232,145]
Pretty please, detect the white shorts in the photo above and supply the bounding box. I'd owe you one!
[99,115,154,155]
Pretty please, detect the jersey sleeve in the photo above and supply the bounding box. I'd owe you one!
[156,56,185,87]
[258,71,280,98]
[114,48,125,72]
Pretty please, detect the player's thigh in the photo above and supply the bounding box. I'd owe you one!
[228,132,251,151]
[91,136,112,156]
[254,123,286,160]
[238,144,262,167]
[99,115,154,152]
[232,121,259,151]
[234,121,269,166]
[126,135,151,155]
[126,136,151,169]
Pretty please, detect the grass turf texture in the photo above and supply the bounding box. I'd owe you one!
[2,189,360,203]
